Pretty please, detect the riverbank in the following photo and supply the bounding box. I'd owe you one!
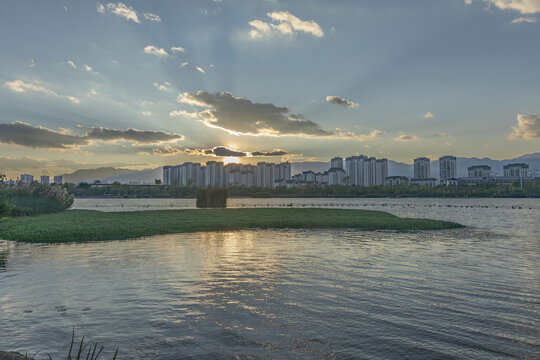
[0,208,462,243]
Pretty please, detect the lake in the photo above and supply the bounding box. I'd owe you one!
[1,198,539,359]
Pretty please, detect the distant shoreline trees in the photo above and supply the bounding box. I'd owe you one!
[63,181,540,199]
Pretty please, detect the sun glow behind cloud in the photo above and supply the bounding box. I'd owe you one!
[224,156,240,164]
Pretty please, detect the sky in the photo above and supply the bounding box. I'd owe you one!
[0,0,539,178]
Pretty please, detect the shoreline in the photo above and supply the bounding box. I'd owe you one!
[0,208,463,243]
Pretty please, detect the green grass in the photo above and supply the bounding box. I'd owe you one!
[0,208,463,243]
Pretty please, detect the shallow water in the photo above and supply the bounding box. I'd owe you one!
[1,198,539,359]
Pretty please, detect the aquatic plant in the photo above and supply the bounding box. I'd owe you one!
[196,187,227,208]
[0,208,463,243]
[48,328,118,360]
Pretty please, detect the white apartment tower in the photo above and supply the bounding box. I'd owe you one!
[330,157,344,170]
[439,156,457,180]
[414,157,430,179]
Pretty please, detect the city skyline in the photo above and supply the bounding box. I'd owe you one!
[1,0,539,179]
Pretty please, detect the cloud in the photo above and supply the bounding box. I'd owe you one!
[509,113,540,139]
[342,130,383,141]
[0,122,87,149]
[0,122,183,149]
[248,20,272,38]
[485,0,540,14]
[179,62,207,73]
[169,110,199,118]
[465,0,473,4]
[249,11,324,39]
[171,46,185,53]
[141,111,152,116]
[152,145,289,157]
[104,2,140,23]
[88,89,98,96]
[511,16,537,22]
[177,91,380,140]
[0,156,48,171]
[206,146,247,157]
[4,79,80,104]
[250,150,289,156]
[153,81,172,92]
[84,127,183,143]
[144,45,168,57]
[143,12,161,22]
[98,3,162,23]
[84,64,93,72]
[424,112,434,118]
[178,91,333,136]
[29,59,35,68]
[326,95,358,108]
[433,132,450,137]
[67,60,77,69]
[394,134,419,141]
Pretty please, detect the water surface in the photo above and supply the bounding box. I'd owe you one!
[1,198,539,359]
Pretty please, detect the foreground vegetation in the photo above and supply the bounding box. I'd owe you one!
[0,183,74,216]
[66,181,540,199]
[0,208,462,243]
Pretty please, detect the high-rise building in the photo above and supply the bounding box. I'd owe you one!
[273,162,291,183]
[328,168,346,185]
[204,161,224,187]
[20,174,34,185]
[330,157,343,170]
[414,157,430,179]
[503,163,529,178]
[363,157,377,186]
[226,164,255,187]
[53,176,63,185]
[163,166,173,186]
[375,159,388,186]
[40,175,50,185]
[468,165,492,178]
[255,162,275,187]
[345,155,365,186]
[439,156,457,180]
[163,162,204,186]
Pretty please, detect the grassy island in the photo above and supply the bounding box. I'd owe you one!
[0,208,463,243]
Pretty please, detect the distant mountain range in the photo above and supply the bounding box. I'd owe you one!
[62,153,540,184]
[62,167,161,184]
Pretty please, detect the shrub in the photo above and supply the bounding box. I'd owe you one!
[196,187,227,208]
[0,183,74,216]
[0,200,10,216]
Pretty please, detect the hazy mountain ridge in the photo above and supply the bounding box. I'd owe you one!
[62,153,540,183]
[62,167,135,183]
